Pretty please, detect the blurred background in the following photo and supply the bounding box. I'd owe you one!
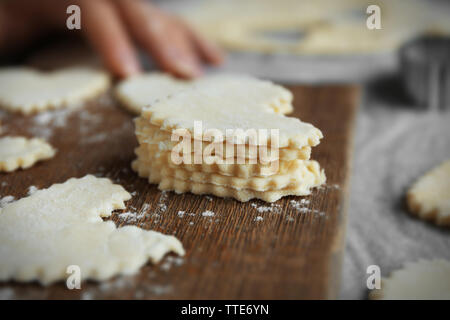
[1,0,450,299]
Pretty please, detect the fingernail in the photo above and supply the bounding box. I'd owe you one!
[175,61,202,78]
[115,50,141,77]
[122,60,141,77]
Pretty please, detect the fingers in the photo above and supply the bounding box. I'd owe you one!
[177,18,224,66]
[117,0,203,78]
[80,0,140,78]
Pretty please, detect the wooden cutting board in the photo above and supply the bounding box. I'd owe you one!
[0,85,359,299]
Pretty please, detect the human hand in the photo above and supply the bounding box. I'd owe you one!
[0,0,224,78]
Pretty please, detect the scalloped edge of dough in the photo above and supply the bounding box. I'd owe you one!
[0,67,110,114]
[406,160,450,227]
[0,136,56,172]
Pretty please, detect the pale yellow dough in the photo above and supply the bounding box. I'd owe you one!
[370,259,450,300]
[115,73,188,115]
[117,72,293,115]
[0,67,110,114]
[135,120,311,162]
[135,143,308,178]
[0,175,184,285]
[0,136,56,172]
[141,76,320,148]
[407,160,450,226]
[132,152,325,192]
[133,74,325,202]
[156,176,321,203]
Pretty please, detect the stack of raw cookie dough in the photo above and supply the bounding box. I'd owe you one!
[132,75,326,202]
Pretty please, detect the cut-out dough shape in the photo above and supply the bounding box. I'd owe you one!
[133,150,325,192]
[369,259,450,300]
[0,136,56,172]
[134,143,309,178]
[407,160,450,226]
[115,73,188,115]
[134,120,311,161]
[141,76,318,148]
[0,175,184,285]
[0,67,110,114]
[116,73,293,115]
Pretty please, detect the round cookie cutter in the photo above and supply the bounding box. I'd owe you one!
[400,35,450,110]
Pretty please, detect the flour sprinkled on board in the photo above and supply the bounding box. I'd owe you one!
[201,210,215,217]
[144,284,173,296]
[33,108,76,127]
[254,216,264,222]
[141,203,150,212]
[289,199,311,213]
[82,132,108,144]
[289,199,326,216]
[79,114,131,145]
[251,202,282,213]
[0,195,14,208]
[134,286,173,299]
[160,256,184,272]
[27,185,38,196]
[29,108,78,139]
[117,211,145,222]
[81,275,136,299]
[79,116,131,145]
[156,191,169,213]
[116,203,151,223]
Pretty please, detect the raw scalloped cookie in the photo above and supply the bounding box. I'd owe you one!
[115,73,188,115]
[0,175,184,285]
[132,151,325,202]
[135,144,307,178]
[157,175,320,203]
[369,259,450,300]
[0,136,56,172]
[133,153,324,192]
[141,76,320,148]
[0,67,110,114]
[117,73,293,115]
[135,120,310,161]
[407,160,450,226]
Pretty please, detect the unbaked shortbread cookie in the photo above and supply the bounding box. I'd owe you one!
[407,160,450,226]
[116,73,293,115]
[0,136,56,172]
[141,79,320,148]
[133,153,325,192]
[369,259,450,300]
[134,74,325,202]
[0,175,184,285]
[0,67,110,114]
[135,120,311,162]
[134,144,309,178]
[193,74,294,115]
[157,176,321,203]
[115,73,188,115]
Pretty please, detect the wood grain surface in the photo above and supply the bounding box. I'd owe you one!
[0,85,359,299]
